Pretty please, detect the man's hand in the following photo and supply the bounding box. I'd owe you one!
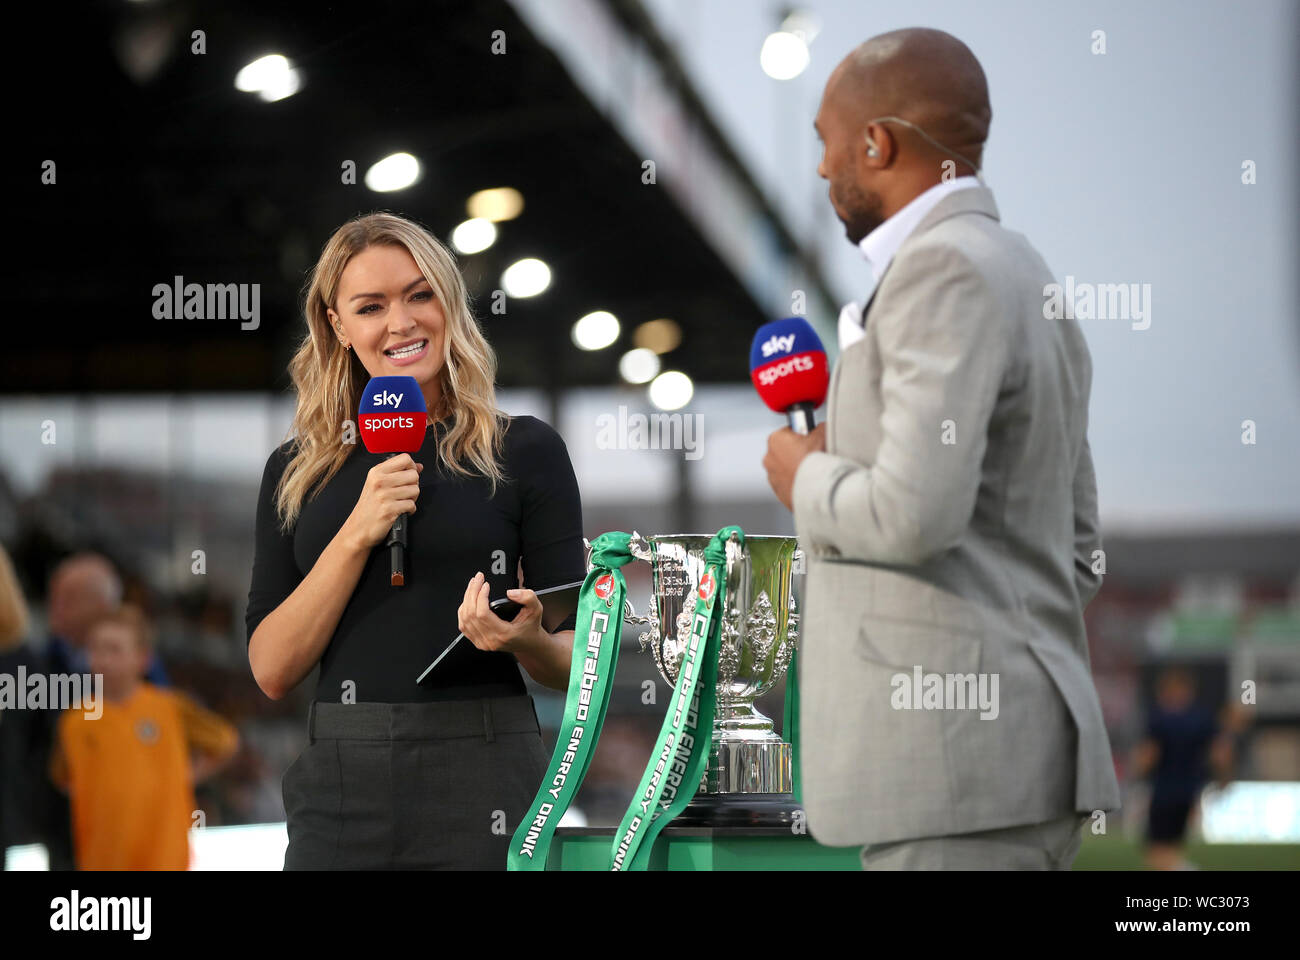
[763,423,827,511]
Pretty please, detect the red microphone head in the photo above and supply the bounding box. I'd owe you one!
[749,318,829,413]
[358,376,427,454]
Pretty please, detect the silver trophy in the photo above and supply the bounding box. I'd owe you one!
[618,531,802,825]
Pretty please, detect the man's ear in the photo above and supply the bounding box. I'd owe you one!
[863,122,891,166]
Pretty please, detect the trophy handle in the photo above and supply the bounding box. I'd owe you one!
[582,535,649,626]
[626,598,660,655]
[583,533,658,651]
[724,529,743,583]
[625,532,656,654]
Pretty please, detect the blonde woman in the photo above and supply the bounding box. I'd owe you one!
[0,542,39,856]
[246,212,584,869]
[0,544,29,658]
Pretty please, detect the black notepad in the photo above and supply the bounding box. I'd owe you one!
[415,579,586,684]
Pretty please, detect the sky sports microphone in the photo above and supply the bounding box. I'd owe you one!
[358,375,426,586]
[749,317,829,434]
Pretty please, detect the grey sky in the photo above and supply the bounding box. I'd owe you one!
[643,0,1299,531]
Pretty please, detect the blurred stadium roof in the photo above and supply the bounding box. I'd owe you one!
[5,0,837,394]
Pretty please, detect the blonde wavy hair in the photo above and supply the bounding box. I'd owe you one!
[0,543,30,653]
[274,212,506,530]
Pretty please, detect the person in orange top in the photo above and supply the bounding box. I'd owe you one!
[49,605,239,870]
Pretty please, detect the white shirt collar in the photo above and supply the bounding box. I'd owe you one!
[837,175,981,351]
[858,175,982,284]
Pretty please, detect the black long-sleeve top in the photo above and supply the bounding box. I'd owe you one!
[245,415,585,703]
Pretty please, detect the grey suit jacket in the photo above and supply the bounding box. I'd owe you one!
[792,186,1121,846]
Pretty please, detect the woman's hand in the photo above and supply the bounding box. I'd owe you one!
[458,571,548,656]
[341,454,423,552]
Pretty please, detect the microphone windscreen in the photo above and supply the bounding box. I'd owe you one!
[358,375,428,454]
[749,317,829,413]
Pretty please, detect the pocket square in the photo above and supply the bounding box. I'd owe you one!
[838,299,867,350]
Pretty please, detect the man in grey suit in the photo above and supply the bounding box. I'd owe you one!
[763,28,1120,869]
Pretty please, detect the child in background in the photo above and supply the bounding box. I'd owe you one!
[1131,666,1236,870]
[49,605,239,870]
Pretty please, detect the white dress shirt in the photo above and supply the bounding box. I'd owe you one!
[838,175,982,350]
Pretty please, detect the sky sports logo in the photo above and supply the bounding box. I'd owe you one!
[755,354,815,386]
[358,375,427,454]
[361,387,419,428]
[758,333,796,357]
[748,318,828,415]
[359,414,419,429]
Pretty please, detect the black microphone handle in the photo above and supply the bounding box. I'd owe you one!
[386,513,407,587]
[786,402,817,436]
[382,452,411,586]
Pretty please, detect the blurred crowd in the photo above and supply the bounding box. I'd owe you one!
[0,545,253,869]
[0,538,1264,870]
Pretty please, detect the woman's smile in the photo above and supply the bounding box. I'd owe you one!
[383,337,430,366]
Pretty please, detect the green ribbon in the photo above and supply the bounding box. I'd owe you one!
[785,648,801,805]
[609,525,742,871]
[507,532,634,870]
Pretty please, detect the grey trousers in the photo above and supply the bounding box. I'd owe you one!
[860,814,1087,870]
[282,696,551,870]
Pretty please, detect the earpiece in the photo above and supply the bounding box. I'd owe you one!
[865,115,984,183]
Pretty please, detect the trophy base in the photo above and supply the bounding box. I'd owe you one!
[671,793,803,829]
[707,737,792,794]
